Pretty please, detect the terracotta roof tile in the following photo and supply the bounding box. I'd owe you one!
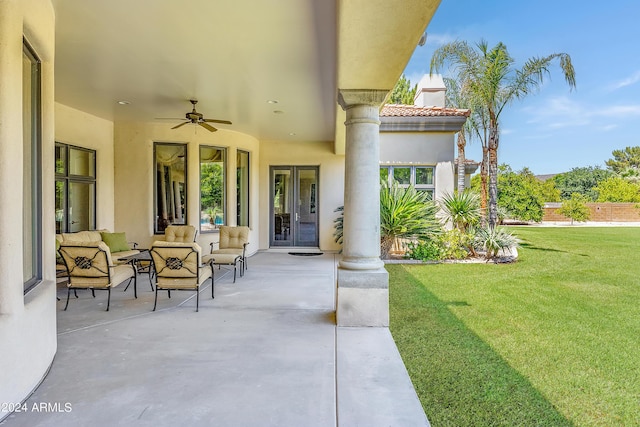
[381,104,470,117]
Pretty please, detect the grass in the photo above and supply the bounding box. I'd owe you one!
[388,227,640,427]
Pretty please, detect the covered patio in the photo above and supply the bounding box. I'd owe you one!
[4,253,428,426]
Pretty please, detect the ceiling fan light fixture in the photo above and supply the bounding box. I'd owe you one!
[168,99,232,133]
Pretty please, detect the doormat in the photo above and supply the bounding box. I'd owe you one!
[288,252,323,256]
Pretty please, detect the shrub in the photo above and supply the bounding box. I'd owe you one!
[439,190,480,232]
[405,239,443,261]
[439,229,474,260]
[380,180,441,259]
[474,226,519,260]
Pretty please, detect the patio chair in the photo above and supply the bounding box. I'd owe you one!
[204,226,249,275]
[150,241,214,312]
[58,242,136,311]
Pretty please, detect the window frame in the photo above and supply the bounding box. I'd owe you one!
[23,39,42,293]
[55,143,97,234]
[237,150,250,227]
[154,142,188,234]
[380,165,436,198]
[199,145,227,234]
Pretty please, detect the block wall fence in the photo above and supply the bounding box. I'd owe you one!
[543,203,640,222]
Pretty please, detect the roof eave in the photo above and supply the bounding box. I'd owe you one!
[380,115,468,132]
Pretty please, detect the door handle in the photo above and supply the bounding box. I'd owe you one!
[295,212,300,222]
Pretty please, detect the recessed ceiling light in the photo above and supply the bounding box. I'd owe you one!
[289,132,296,136]
[273,110,285,114]
[117,100,130,105]
[267,100,279,104]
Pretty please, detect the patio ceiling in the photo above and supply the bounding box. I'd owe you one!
[51,0,440,144]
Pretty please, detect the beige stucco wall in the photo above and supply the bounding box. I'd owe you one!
[55,103,115,230]
[0,0,57,413]
[259,140,344,251]
[114,122,260,253]
[380,131,455,200]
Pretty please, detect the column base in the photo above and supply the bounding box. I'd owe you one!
[337,267,389,327]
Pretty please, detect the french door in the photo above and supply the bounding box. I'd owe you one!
[270,166,319,247]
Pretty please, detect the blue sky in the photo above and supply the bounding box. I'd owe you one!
[402,0,640,175]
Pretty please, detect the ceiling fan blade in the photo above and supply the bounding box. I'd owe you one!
[155,118,187,121]
[171,121,190,130]
[198,122,218,132]
[203,119,232,125]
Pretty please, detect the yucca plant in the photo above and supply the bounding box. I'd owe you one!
[440,190,480,232]
[380,180,441,259]
[474,226,519,260]
[333,206,344,250]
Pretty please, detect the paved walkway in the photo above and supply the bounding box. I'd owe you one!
[2,252,428,427]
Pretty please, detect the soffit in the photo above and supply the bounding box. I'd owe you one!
[51,0,337,142]
[336,0,441,91]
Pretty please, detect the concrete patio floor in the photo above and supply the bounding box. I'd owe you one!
[2,252,429,427]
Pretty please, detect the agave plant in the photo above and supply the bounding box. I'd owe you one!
[380,180,441,259]
[474,226,519,260]
[439,190,480,232]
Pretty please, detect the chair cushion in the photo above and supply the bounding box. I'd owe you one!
[59,241,114,271]
[218,226,249,250]
[101,232,131,253]
[211,248,243,256]
[164,225,196,243]
[61,230,107,243]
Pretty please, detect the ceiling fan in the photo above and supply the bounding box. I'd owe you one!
[168,99,231,132]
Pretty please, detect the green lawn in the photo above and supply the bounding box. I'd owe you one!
[388,227,640,427]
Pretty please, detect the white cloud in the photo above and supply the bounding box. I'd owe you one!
[522,95,640,131]
[609,70,640,91]
[596,105,640,116]
[424,32,456,47]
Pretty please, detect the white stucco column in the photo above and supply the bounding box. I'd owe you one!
[336,89,389,327]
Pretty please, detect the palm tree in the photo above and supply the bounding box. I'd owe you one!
[443,77,485,192]
[431,40,576,228]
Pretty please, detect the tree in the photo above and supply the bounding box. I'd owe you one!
[552,166,611,201]
[388,74,417,104]
[497,165,544,222]
[557,193,591,224]
[200,162,224,214]
[594,176,640,202]
[605,146,640,173]
[443,77,485,192]
[431,40,576,228]
[540,179,561,202]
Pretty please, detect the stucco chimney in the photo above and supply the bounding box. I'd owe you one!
[413,74,446,107]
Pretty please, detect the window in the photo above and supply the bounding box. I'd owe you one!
[23,40,42,292]
[154,143,187,234]
[199,146,226,233]
[55,143,97,233]
[380,165,435,198]
[237,150,250,226]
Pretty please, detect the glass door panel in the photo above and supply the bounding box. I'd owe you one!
[295,168,318,246]
[270,166,319,247]
[55,180,66,234]
[68,181,95,232]
[272,168,292,246]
